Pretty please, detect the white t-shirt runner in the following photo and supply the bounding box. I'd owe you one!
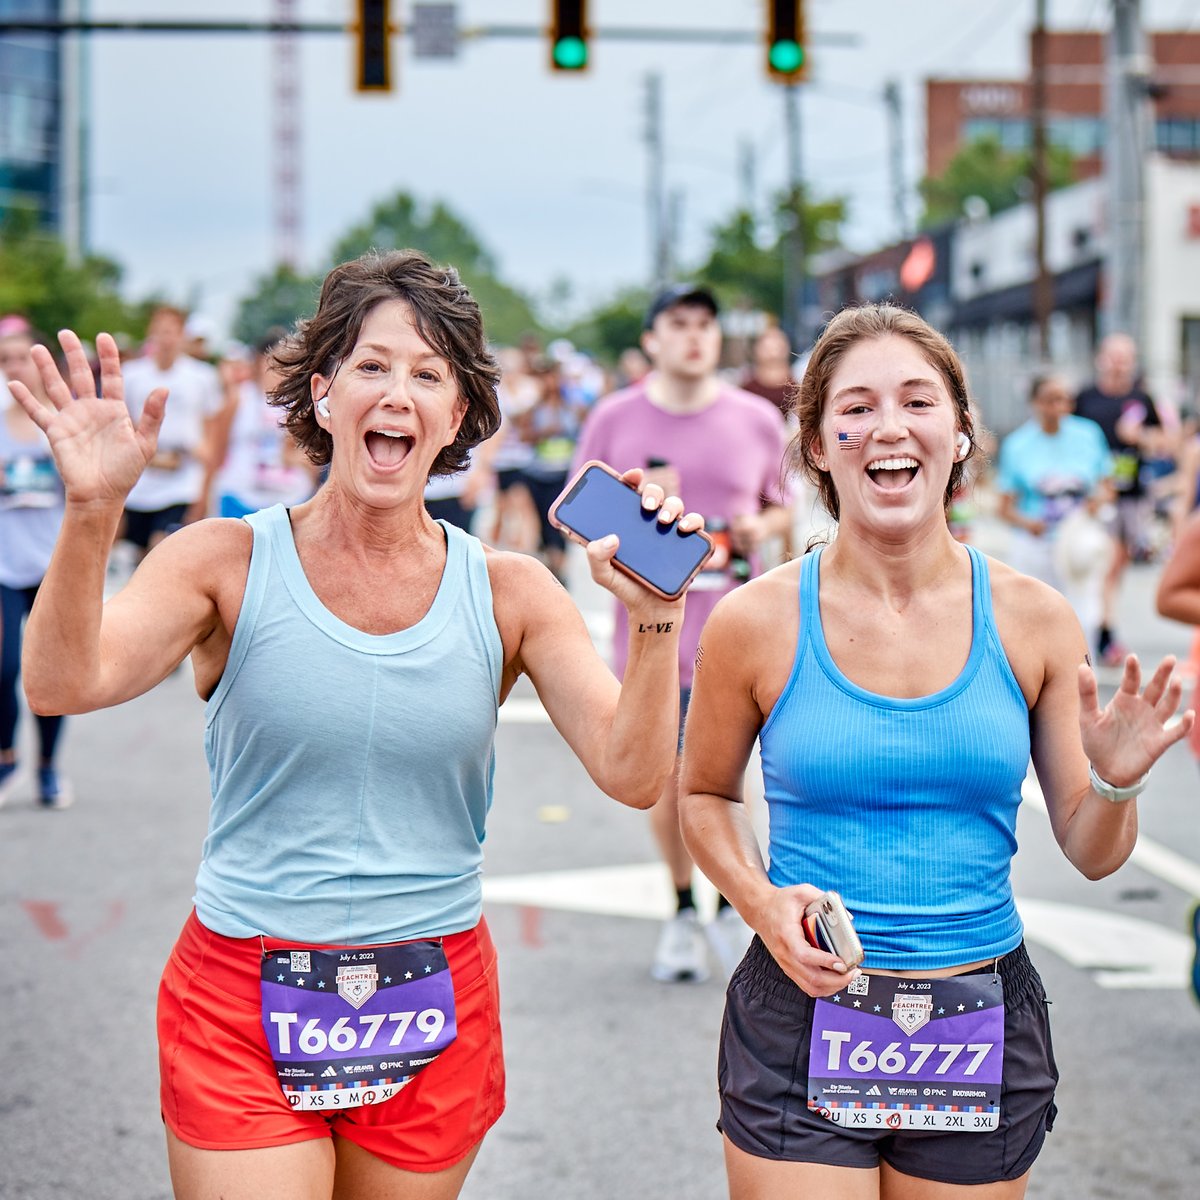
[123,354,223,512]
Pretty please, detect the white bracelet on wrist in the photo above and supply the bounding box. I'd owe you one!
[1088,763,1149,803]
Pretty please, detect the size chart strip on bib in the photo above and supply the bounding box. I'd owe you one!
[282,1076,414,1112]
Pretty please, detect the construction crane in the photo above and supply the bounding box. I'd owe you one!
[272,0,301,269]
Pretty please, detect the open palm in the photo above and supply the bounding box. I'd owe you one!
[1078,654,1194,786]
[7,330,167,505]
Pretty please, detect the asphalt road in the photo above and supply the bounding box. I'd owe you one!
[1,534,1198,1199]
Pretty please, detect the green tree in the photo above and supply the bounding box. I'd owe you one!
[564,288,649,364]
[698,191,846,318]
[331,194,493,275]
[0,207,148,340]
[329,193,540,346]
[918,134,1076,228]
[231,264,322,346]
[562,189,847,362]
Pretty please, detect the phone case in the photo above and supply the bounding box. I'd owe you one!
[548,460,715,602]
[803,891,865,968]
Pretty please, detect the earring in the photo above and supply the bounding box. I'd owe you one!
[955,432,971,461]
[316,396,330,420]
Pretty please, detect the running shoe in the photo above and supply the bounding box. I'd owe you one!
[1102,640,1131,668]
[650,909,709,983]
[1190,903,1200,1008]
[706,906,755,979]
[0,761,17,809]
[37,766,74,810]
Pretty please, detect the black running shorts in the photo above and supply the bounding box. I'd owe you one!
[718,938,1058,1185]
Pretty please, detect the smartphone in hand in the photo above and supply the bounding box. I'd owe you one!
[802,891,865,968]
[549,460,714,601]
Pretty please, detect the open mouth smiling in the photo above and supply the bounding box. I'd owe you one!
[364,428,415,469]
[866,456,920,489]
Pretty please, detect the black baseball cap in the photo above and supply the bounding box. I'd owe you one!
[643,283,719,330]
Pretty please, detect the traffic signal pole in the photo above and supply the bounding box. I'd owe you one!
[0,17,856,47]
[782,82,805,348]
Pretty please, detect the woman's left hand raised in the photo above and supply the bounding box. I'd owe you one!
[1078,654,1195,787]
[584,467,705,613]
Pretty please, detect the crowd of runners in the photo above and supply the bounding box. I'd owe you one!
[1,256,1198,1200]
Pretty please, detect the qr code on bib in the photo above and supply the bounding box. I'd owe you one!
[290,952,311,973]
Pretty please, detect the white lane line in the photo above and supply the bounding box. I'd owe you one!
[1021,774,1200,898]
[483,862,717,921]
[483,860,1190,989]
[1017,896,1189,989]
[498,698,552,724]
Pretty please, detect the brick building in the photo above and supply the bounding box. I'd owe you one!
[926,30,1200,181]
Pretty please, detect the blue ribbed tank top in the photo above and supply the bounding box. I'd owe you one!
[195,504,502,944]
[759,544,1030,970]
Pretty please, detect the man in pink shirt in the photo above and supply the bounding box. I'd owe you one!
[573,285,792,983]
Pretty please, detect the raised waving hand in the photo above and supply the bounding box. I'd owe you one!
[1078,654,1195,787]
[6,330,167,506]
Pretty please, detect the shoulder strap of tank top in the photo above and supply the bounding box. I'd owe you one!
[799,545,823,655]
[963,543,991,633]
[445,522,503,694]
[204,504,277,724]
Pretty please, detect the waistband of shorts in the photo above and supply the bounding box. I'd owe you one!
[170,909,495,1007]
[735,937,1041,1009]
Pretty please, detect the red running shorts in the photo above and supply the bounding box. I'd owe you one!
[157,910,505,1172]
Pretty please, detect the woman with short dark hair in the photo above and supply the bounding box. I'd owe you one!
[12,250,702,1200]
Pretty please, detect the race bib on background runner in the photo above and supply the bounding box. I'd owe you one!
[808,972,1004,1133]
[0,455,60,509]
[260,940,456,1111]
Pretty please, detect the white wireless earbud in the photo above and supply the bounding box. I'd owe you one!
[316,396,330,420]
[955,432,971,461]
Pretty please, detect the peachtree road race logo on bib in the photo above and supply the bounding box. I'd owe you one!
[337,964,378,1009]
[891,992,933,1034]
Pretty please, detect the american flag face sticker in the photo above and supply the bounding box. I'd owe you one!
[836,428,865,449]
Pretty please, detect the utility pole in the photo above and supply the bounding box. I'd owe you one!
[644,72,668,291]
[1031,0,1052,360]
[782,82,805,346]
[883,80,908,239]
[1103,0,1150,344]
[666,187,685,279]
[738,137,757,224]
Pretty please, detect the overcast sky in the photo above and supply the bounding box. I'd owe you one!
[78,0,1200,334]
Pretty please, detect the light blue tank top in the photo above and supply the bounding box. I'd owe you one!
[196,504,503,944]
[759,545,1030,970]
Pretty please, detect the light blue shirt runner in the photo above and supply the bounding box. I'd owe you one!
[196,504,503,945]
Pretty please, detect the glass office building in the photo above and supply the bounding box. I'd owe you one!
[0,0,61,228]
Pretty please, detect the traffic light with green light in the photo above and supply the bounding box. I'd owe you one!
[355,0,391,92]
[766,0,808,83]
[550,0,589,73]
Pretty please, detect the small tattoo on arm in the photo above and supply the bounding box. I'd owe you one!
[637,621,674,633]
[694,645,704,672]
